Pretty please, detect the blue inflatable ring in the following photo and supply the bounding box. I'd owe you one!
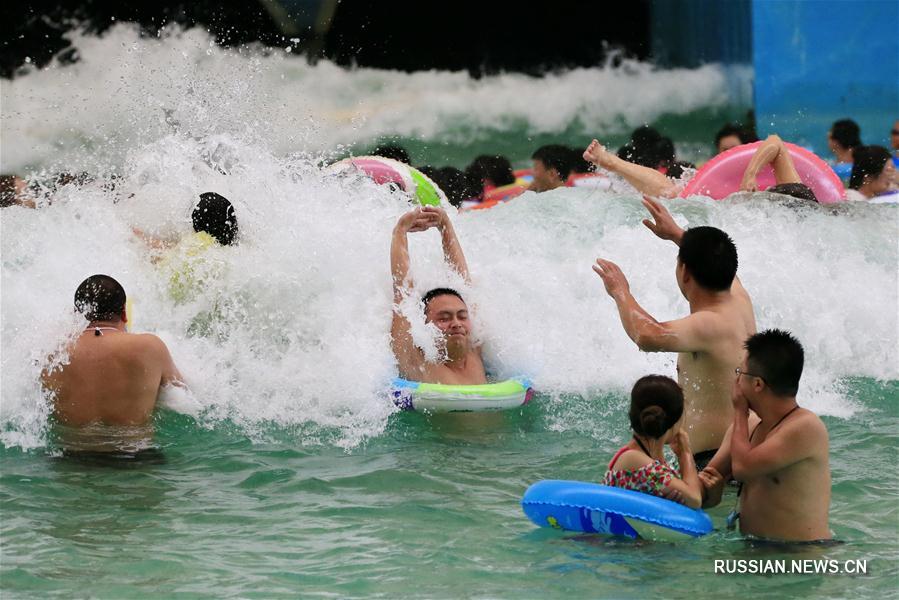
[522,480,713,541]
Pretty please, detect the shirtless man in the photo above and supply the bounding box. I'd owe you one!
[592,197,756,464]
[699,330,831,542]
[583,134,818,202]
[390,206,487,385]
[41,275,183,451]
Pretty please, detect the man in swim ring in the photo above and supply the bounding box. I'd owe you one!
[699,330,831,542]
[592,197,756,467]
[41,275,185,453]
[390,206,487,385]
[583,135,818,202]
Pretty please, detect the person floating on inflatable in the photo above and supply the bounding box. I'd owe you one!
[390,206,486,385]
[584,134,842,203]
[603,375,703,508]
[592,198,757,467]
[846,145,897,202]
[699,330,832,542]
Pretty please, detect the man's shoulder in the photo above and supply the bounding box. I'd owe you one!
[779,408,829,456]
[119,332,171,356]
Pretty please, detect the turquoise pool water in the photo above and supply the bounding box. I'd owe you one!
[2,25,897,599]
[2,379,897,598]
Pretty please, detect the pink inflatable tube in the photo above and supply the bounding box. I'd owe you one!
[344,157,409,188]
[681,141,846,204]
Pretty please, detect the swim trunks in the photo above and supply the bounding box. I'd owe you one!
[60,447,167,467]
[693,449,718,471]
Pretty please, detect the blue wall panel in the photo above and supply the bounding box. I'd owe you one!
[753,0,899,153]
[651,0,752,67]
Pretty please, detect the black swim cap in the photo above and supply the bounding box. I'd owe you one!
[192,192,238,245]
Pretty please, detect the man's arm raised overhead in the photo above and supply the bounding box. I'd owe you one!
[425,206,471,284]
[390,209,439,378]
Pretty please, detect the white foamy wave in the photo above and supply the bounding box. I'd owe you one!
[1,24,750,173]
[2,132,896,449]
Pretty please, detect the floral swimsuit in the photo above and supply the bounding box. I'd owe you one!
[602,446,680,497]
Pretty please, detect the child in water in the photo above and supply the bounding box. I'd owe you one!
[603,375,703,508]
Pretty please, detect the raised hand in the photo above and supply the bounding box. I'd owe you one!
[641,196,684,244]
[420,205,450,231]
[583,139,613,169]
[396,209,438,233]
[731,377,750,415]
[667,428,692,457]
[592,258,631,300]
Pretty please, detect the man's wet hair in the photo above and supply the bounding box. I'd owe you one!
[74,275,126,322]
[745,329,805,397]
[629,375,684,439]
[434,166,478,208]
[617,125,663,168]
[531,144,573,180]
[372,144,411,165]
[830,119,862,150]
[714,123,749,149]
[466,155,516,188]
[849,145,891,190]
[767,182,818,203]
[678,226,738,291]
[192,192,238,246]
[422,288,464,313]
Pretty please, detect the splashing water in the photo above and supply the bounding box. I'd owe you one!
[1,26,895,452]
[1,24,751,174]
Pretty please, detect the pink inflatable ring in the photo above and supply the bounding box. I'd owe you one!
[681,141,846,204]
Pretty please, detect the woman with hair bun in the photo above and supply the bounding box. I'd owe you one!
[602,375,704,508]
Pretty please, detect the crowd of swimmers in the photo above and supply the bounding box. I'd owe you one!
[367,116,898,209]
[7,117,898,547]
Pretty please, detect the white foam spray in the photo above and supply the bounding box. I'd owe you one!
[2,27,893,450]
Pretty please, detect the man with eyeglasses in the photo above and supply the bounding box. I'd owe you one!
[698,330,831,542]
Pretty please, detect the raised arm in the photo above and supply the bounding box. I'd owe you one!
[584,139,678,198]
[426,206,471,284]
[390,210,437,377]
[740,134,802,191]
[592,258,719,353]
[642,196,750,298]
[657,430,702,508]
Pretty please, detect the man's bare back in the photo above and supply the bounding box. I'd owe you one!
[43,327,182,428]
[677,281,756,453]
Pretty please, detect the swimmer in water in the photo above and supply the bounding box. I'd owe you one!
[846,146,896,201]
[41,275,184,454]
[603,375,703,508]
[699,330,831,542]
[529,145,572,193]
[583,134,819,202]
[134,192,238,304]
[592,197,756,467]
[390,206,487,385]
